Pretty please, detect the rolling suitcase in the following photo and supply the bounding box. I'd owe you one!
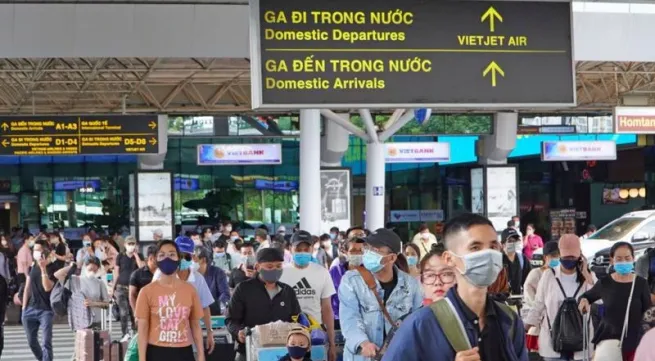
[74,302,113,360]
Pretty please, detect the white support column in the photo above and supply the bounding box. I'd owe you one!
[299,109,322,235]
[365,141,386,231]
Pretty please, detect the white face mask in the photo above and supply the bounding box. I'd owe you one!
[95,248,107,261]
[224,227,232,233]
[125,245,135,253]
[86,270,96,278]
[33,250,42,260]
[421,233,430,240]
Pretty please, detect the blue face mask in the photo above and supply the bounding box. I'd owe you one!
[548,258,561,269]
[407,255,418,266]
[561,259,579,270]
[330,233,337,240]
[614,261,634,275]
[214,252,225,258]
[363,250,385,273]
[293,253,312,267]
[179,259,192,271]
[287,346,307,359]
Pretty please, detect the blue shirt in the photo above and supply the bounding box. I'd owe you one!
[203,265,231,306]
[381,287,528,361]
[153,269,215,308]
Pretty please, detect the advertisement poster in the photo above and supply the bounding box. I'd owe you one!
[470,168,484,214]
[384,142,450,163]
[542,140,617,161]
[320,168,351,234]
[486,167,518,231]
[550,208,576,241]
[197,144,282,165]
[137,172,173,241]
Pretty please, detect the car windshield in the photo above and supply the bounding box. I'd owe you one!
[587,217,644,242]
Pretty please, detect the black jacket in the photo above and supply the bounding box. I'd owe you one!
[225,274,301,353]
[503,252,531,295]
[229,266,250,289]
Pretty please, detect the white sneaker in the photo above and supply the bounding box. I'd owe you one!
[120,334,131,343]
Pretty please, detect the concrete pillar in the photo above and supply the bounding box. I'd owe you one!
[320,112,350,167]
[299,109,322,235]
[365,141,385,231]
[138,114,169,170]
[477,112,518,165]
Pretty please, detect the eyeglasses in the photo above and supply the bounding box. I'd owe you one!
[421,271,456,286]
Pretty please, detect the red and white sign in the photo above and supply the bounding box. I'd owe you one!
[614,106,655,134]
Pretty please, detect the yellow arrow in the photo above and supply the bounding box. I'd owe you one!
[148,121,157,130]
[1,123,8,131]
[1,139,9,147]
[481,6,503,32]
[483,61,505,87]
[149,137,157,145]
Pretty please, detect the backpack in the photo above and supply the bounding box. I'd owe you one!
[546,268,585,354]
[50,264,77,316]
[430,297,517,352]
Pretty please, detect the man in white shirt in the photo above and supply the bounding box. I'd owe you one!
[280,230,337,361]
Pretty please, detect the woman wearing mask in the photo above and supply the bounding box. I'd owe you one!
[49,232,69,270]
[54,256,110,331]
[328,236,365,329]
[578,242,651,361]
[523,241,560,352]
[523,223,544,261]
[312,235,329,268]
[135,240,205,361]
[411,224,437,259]
[83,239,109,281]
[525,234,596,361]
[418,243,456,305]
[76,234,95,266]
[403,243,421,279]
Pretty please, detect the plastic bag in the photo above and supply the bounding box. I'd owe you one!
[124,332,139,361]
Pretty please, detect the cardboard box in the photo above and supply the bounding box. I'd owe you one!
[256,322,301,347]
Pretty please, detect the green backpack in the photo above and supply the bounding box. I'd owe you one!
[124,333,139,361]
[429,298,517,352]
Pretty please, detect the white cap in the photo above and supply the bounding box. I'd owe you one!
[277,225,286,233]
[153,229,163,237]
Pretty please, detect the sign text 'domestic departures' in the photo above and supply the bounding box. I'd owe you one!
[0,115,160,156]
[252,0,574,108]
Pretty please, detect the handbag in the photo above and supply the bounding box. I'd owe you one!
[593,275,636,361]
[355,267,398,361]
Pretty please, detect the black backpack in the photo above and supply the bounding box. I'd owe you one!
[547,268,585,354]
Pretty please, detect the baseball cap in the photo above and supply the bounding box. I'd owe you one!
[256,247,284,263]
[291,230,313,247]
[559,234,581,258]
[174,236,195,254]
[500,228,520,243]
[365,228,401,254]
[543,241,559,256]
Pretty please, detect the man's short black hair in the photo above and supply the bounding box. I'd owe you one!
[319,233,330,241]
[507,220,515,227]
[330,227,339,233]
[213,240,227,249]
[443,213,494,249]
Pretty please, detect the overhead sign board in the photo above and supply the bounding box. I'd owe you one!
[250,0,574,109]
[541,141,617,162]
[384,142,450,163]
[0,115,161,156]
[197,144,283,165]
[614,106,655,134]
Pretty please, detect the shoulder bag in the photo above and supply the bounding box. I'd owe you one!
[593,275,636,360]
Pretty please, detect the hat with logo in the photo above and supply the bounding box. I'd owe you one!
[174,236,194,254]
[291,230,313,247]
[500,228,520,243]
[256,247,284,263]
[365,228,401,254]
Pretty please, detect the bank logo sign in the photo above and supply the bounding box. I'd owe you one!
[541,140,617,162]
[249,0,574,108]
[384,142,450,163]
[614,106,655,134]
[197,144,282,165]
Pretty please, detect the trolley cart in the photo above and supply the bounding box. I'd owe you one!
[245,328,327,361]
[203,316,235,361]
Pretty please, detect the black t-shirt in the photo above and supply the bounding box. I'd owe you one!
[129,266,154,295]
[379,269,398,303]
[28,263,58,311]
[53,242,67,269]
[581,275,652,352]
[116,253,141,286]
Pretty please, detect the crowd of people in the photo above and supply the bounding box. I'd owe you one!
[1,215,655,361]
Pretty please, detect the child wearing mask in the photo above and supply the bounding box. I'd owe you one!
[281,327,312,361]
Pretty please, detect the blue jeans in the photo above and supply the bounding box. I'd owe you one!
[22,307,54,361]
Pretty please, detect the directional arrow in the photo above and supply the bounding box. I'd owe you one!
[1,123,8,131]
[1,139,9,147]
[481,6,503,33]
[483,61,505,87]
[148,121,157,130]
[149,138,157,146]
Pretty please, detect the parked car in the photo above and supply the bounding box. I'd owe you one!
[591,241,655,277]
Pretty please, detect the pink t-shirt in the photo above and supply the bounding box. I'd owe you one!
[635,327,655,361]
[16,246,33,275]
[523,234,543,260]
